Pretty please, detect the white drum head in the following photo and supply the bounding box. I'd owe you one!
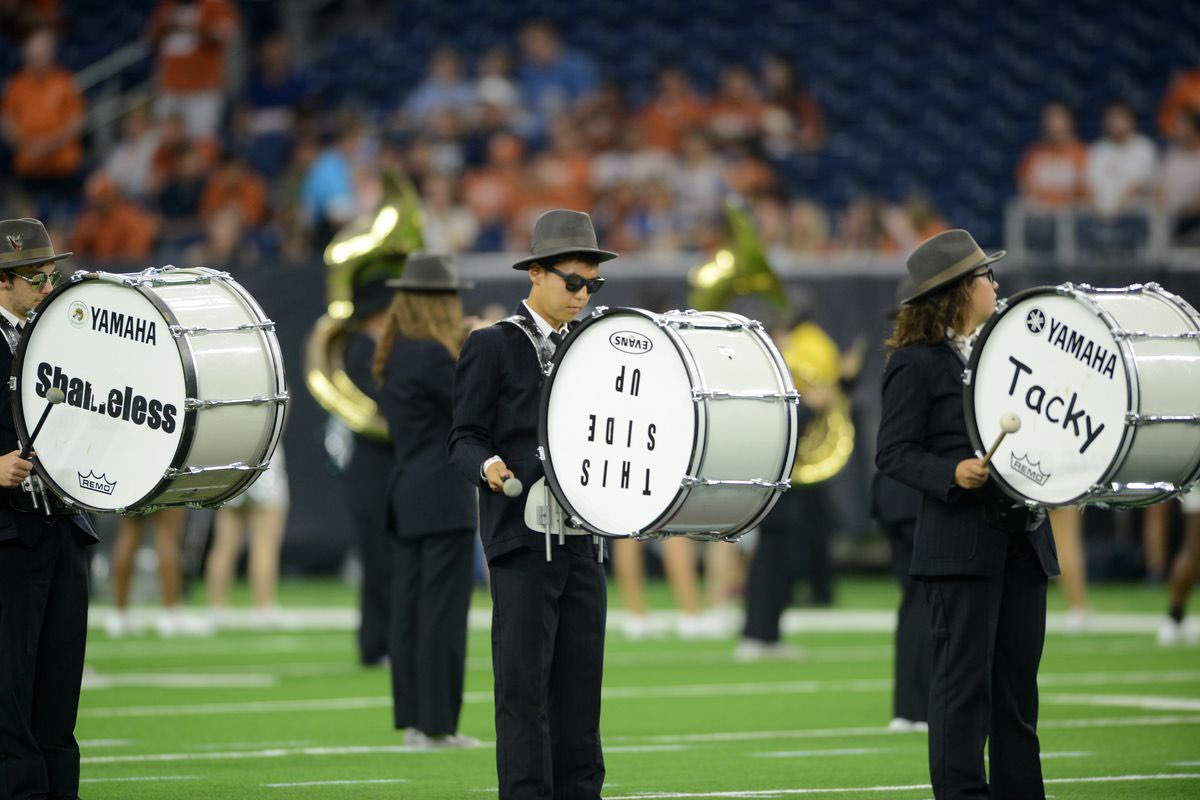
[17,279,190,511]
[968,289,1130,505]
[542,310,697,536]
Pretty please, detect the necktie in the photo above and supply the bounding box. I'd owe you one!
[548,331,563,348]
[0,316,19,354]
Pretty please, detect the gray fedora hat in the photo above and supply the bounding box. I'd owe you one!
[511,209,617,271]
[0,218,73,271]
[902,229,1004,304]
[386,252,474,292]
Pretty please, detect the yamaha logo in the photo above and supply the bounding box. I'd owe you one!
[68,300,87,327]
[1025,308,1046,335]
[609,331,653,354]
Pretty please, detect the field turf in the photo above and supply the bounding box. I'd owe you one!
[76,578,1200,798]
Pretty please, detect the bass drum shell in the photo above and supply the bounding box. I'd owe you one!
[14,267,286,512]
[540,307,797,539]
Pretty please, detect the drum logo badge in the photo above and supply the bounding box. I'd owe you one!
[1010,453,1050,486]
[609,331,653,355]
[1025,308,1046,334]
[68,301,87,328]
[77,470,116,495]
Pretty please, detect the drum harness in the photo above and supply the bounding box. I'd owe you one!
[500,314,606,563]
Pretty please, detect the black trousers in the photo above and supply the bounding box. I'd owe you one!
[489,542,606,800]
[743,486,834,642]
[389,530,475,736]
[885,520,930,722]
[924,537,1048,800]
[0,525,90,800]
[346,443,394,664]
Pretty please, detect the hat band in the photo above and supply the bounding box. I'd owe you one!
[914,246,987,294]
[0,245,56,263]
[530,235,596,255]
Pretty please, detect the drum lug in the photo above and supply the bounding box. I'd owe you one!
[961,367,972,386]
[682,476,791,491]
[1125,412,1200,425]
[588,305,609,319]
[184,392,289,410]
[169,320,277,337]
[6,377,14,392]
[536,446,546,462]
[69,270,88,283]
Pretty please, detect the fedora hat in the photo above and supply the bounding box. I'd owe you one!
[386,252,474,292]
[511,209,617,271]
[902,229,1004,304]
[0,218,72,271]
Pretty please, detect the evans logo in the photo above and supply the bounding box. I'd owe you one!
[609,331,653,354]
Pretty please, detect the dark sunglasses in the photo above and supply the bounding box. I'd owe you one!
[11,271,63,289]
[545,265,605,295]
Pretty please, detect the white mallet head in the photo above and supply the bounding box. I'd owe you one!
[46,387,66,404]
[1000,413,1021,434]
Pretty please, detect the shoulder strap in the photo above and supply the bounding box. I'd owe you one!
[499,315,554,376]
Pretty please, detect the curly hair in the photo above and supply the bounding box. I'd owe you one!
[372,291,465,382]
[885,276,976,354]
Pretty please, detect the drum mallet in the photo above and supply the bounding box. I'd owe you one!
[981,413,1021,467]
[20,387,66,460]
[502,476,524,498]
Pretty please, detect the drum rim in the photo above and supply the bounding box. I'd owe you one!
[13,270,201,513]
[537,306,702,538]
[963,283,1139,508]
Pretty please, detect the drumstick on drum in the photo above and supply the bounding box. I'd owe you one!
[981,413,1021,467]
[20,387,66,460]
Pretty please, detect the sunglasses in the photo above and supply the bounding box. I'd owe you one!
[544,265,605,295]
[11,270,63,290]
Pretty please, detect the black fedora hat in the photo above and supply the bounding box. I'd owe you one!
[386,253,474,292]
[902,229,1004,304]
[511,209,617,271]
[0,218,72,271]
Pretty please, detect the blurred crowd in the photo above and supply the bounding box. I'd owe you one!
[3,2,1200,270]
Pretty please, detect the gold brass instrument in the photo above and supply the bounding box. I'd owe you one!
[687,196,853,485]
[304,171,424,441]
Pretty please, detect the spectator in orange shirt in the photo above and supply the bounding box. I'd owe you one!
[201,153,269,228]
[1159,67,1200,140]
[639,66,708,153]
[708,64,765,143]
[72,172,158,262]
[1017,102,1088,208]
[148,0,239,140]
[761,54,826,156]
[1,27,84,207]
[461,131,524,249]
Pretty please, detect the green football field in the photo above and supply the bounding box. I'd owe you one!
[76,578,1200,799]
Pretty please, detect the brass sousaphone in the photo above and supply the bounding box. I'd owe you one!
[688,198,854,485]
[304,172,425,440]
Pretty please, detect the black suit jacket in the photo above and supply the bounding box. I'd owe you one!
[379,336,476,537]
[0,343,97,546]
[876,342,1057,578]
[343,330,394,491]
[449,305,554,562]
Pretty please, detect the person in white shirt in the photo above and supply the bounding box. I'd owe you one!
[1085,102,1159,218]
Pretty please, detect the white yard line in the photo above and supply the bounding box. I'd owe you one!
[79,669,1200,718]
[1044,694,1200,712]
[1039,751,1093,759]
[82,673,276,690]
[80,775,198,784]
[262,778,410,788]
[81,743,492,765]
[752,748,884,758]
[602,773,1200,799]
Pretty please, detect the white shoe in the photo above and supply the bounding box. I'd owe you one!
[426,732,481,748]
[888,717,914,732]
[1157,617,1197,646]
[911,721,929,733]
[403,728,429,747]
[733,638,803,662]
[156,609,214,638]
[676,613,725,640]
[1065,608,1090,635]
[104,610,133,638]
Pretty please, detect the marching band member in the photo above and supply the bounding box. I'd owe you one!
[373,253,478,746]
[449,209,616,799]
[0,218,97,800]
[876,229,1059,800]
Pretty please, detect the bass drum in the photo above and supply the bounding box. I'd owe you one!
[14,266,287,512]
[965,282,1200,508]
[539,307,798,540]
